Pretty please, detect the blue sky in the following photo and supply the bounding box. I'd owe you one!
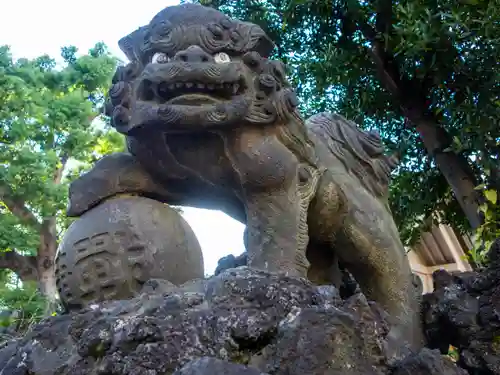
[1,0,246,275]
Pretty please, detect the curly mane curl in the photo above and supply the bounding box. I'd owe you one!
[305,112,398,199]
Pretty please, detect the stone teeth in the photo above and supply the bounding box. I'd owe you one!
[160,81,240,96]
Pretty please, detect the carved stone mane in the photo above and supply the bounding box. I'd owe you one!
[306,112,399,199]
[275,109,319,170]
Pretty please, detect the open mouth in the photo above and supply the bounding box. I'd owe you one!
[140,80,245,105]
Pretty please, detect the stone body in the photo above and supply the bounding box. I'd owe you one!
[65,4,422,353]
[55,195,204,309]
[0,268,466,375]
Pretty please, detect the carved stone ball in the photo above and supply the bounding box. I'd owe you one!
[55,195,204,310]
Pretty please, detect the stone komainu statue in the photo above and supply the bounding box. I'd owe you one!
[64,4,423,353]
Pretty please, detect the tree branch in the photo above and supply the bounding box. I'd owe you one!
[53,153,69,185]
[343,1,483,231]
[354,16,403,97]
[0,184,41,230]
[0,250,38,282]
[338,5,357,49]
[346,6,429,122]
[374,0,393,38]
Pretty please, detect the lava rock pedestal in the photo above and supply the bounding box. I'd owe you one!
[55,195,204,310]
[0,267,466,375]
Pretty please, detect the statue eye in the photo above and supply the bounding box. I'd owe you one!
[152,52,169,64]
[214,52,231,64]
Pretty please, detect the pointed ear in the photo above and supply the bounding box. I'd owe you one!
[118,26,147,62]
[239,22,275,58]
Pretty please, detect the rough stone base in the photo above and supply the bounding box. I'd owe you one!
[0,267,466,375]
[422,238,500,375]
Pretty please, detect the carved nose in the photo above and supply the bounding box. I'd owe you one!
[173,45,213,63]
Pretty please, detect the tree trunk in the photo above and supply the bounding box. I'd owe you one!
[352,13,484,231]
[0,250,38,282]
[36,255,58,314]
[399,104,482,231]
[37,217,59,314]
[412,119,482,230]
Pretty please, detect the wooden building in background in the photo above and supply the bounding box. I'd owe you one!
[407,224,473,293]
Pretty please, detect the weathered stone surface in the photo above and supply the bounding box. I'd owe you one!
[422,238,500,374]
[254,293,388,375]
[55,196,204,310]
[0,267,467,375]
[392,348,468,375]
[173,357,269,375]
[214,253,247,276]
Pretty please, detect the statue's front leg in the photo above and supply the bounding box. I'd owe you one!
[228,131,322,277]
[244,179,307,277]
[67,152,179,216]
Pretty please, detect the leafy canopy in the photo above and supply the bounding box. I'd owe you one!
[0,43,124,258]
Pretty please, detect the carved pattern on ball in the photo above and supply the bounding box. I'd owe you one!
[55,230,149,307]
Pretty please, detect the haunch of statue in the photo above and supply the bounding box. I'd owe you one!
[65,3,423,353]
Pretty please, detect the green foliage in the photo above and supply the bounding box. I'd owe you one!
[469,187,500,267]
[193,0,500,245]
[447,345,459,362]
[0,43,123,263]
[0,280,54,339]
